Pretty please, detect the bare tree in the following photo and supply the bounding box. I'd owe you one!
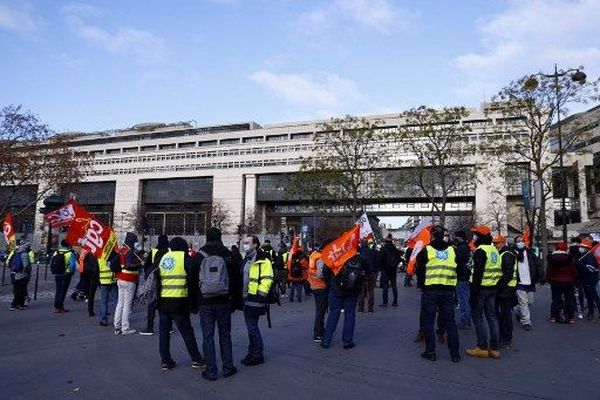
[238,207,263,235]
[210,199,233,233]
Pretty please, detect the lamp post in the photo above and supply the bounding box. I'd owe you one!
[524,65,587,243]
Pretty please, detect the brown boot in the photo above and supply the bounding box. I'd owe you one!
[488,349,501,359]
[465,347,490,358]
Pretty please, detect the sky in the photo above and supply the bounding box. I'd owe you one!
[1,0,599,133]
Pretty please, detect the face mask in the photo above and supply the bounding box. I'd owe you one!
[579,247,588,254]
[472,235,478,242]
[443,236,450,243]
[242,244,252,253]
[516,242,525,250]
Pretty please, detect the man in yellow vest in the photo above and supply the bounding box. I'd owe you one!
[157,236,204,371]
[466,225,502,359]
[416,226,461,362]
[51,240,77,313]
[98,251,118,326]
[139,234,169,336]
[493,235,518,349]
[240,235,274,366]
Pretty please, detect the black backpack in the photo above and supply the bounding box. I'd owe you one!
[50,251,67,275]
[384,247,400,273]
[290,260,303,278]
[258,261,280,328]
[340,256,364,291]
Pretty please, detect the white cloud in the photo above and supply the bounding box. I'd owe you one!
[452,0,600,97]
[0,2,38,33]
[250,70,365,108]
[62,3,166,63]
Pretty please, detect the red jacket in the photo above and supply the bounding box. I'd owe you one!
[547,251,578,285]
[288,256,308,282]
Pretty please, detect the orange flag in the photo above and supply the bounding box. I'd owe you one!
[523,228,531,248]
[406,224,432,276]
[287,237,301,269]
[591,243,600,264]
[322,225,360,275]
[2,213,16,248]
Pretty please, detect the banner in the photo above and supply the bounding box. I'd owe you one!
[322,225,360,275]
[523,228,531,248]
[2,213,16,247]
[356,212,373,240]
[406,223,432,276]
[44,199,91,228]
[591,243,600,264]
[287,237,301,269]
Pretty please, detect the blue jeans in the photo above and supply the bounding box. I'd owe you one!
[159,311,202,364]
[421,289,459,356]
[290,282,303,301]
[54,275,72,310]
[199,303,235,378]
[456,281,472,326]
[472,289,500,350]
[244,307,264,359]
[322,291,359,346]
[99,284,118,324]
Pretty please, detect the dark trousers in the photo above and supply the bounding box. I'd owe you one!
[420,290,459,356]
[304,281,312,295]
[54,275,72,310]
[404,273,412,287]
[582,284,600,315]
[159,311,201,364]
[381,271,398,305]
[146,300,157,331]
[322,291,359,346]
[88,278,98,316]
[312,288,329,339]
[358,274,376,312]
[290,281,303,301]
[199,303,235,378]
[550,283,576,320]
[495,297,514,343]
[11,277,28,308]
[472,289,500,350]
[244,307,264,359]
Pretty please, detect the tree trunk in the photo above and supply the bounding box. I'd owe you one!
[538,197,549,268]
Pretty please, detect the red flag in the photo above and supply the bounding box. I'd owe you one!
[44,199,91,228]
[3,213,16,247]
[287,237,301,269]
[591,243,600,264]
[65,209,117,262]
[406,224,432,276]
[523,228,531,248]
[322,226,360,275]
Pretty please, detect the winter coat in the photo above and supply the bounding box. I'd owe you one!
[547,251,578,285]
[378,241,400,275]
[323,254,366,296]
[359,245,378,275]
[576,251,599,286]
[156,237,199,314]
[496,247,517,299]
[197,240,243,309]
[288,253,308,282]
[515,247,545,289]
[470,235,493,291]
[415,238,456,292]
[455,241,472,282]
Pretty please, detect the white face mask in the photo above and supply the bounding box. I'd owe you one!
[516,242,525,250]
[579,247,588,254]
[242,244,253,253]
[472,235,478,242]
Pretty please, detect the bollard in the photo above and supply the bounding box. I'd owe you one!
[34,262,40,301]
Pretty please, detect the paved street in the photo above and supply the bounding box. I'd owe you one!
[1,278,599,400]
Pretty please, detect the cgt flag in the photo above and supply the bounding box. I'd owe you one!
[2,213,16,248]
[44,199,91,228]
[322,225,360,275]
[406,223,432,276]
[66,213,117,262]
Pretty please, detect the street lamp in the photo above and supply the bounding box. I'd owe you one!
[524,64,586,243]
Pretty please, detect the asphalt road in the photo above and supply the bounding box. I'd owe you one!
[1,279,599,400]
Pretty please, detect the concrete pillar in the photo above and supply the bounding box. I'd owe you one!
[475,161,508,235]
[244,174,258,217]
[212,171,245,231]
[113,178,141,241]
[578,162,589,223]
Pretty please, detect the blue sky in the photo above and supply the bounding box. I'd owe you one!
[1,0,599,132]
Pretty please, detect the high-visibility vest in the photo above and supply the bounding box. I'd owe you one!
[471,245,502,287]
[501,251,518,288]
[98,258,115,285]
[159,251,187,298]
[424,246,457,287]
[54,250,73,274]
[28,250,35,264]
[308,251,326,290]
[246,258,273,308]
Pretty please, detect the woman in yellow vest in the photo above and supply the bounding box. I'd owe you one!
[492,236,518,349]
[465,226,502,359]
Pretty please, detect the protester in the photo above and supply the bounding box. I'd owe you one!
[454,230,472,329]
[157,236,204,371]
[465,226,502,359]
[404,247,413,287]
[378,234,400,307]
[576,239,600,320]
[85,252,100,317]
[50,240,76,314]
[113,233,141,335]
[97,251,119,326]
[358,239,377,313]
[240,235,274,366]
[321,250,365,350]
[197,227,242,381]
[415,226,461,363]
[140,234,170,336]
[493,236,517,348]
[569,237,585,319]
[308,245,328,342]
[547,243,578,324]
[70,250,89,302]
[261,239,276,262]
[276,244,289,297]
[230,245,243,270]
[513,235,544,331]
[288,250,308,303]
[8,240,32,311]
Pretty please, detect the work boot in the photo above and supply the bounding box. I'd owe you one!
[465,347,489,358]
[413,330,425,343]
[488,349,501,359]
[420,351,437,362]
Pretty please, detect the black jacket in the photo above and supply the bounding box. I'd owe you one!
[515,247,544,288]
[359,245,378,275]
[197,240,243,309]
[415,238,457,291]
[576,251,599,285]
[455,241,471,282]
[156,237,199,314]
[497,247,517,299]
[471,235,493,291]
[323,254,366,296]
[378,241,400,274]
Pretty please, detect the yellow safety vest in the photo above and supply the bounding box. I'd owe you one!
[54,250,73,274]
[28,250,35,264]
[501,251,518,288]
[424,246,457,287]
[471,245,502,287]
[159,251,187,298]
[246,258,273,308]
[98,258,115,285]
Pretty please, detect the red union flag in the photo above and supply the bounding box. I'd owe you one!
[591,243,600,264]
[3,213,16,247]
[406,223,432,276]
[65,208,117,262]
[322,225,360,275]
[44,200,91,228]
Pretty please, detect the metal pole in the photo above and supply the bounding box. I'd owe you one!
[34,261,40,301]
[554,64,569,243]
[1,261,6,286]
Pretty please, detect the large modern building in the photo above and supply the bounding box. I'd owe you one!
[4,103,598,248]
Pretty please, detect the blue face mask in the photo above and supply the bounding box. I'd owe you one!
[242,244,252,253]
[516,242,525,250]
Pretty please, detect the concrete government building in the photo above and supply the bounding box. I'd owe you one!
[9,103,599,247]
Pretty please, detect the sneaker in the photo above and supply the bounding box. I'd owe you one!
[18,305,29,310]
[241,356,264,366]
[121,329,137,335]
[501,341,512,349]
[223,367,237,378]
[343,342,356,350]
[488,349,501,359]
[192,359,206,369]
[53,308,62,313]
[523,324,532,331]
[162,361,176,371]
[99,321,109,327]
[313,336,322,343]
[465,347,489,358]
[139,330,154,336]
[201,371,217,381]
[577,312,584,320]
[114,329,122,335]
[9,306,16,311]
[549,318,557,323]
[420,351,437,362]
[568,319,575,324]
[451,355,461,363]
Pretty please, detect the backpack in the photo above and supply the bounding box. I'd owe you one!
[50,251,67,275]
[10,252,24,273]
[199,250,229,298]
[384,247,399,273]
[340,256,364,291]
[290,260,303,278]
[136,268,158,305]
[258,261,280,329]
